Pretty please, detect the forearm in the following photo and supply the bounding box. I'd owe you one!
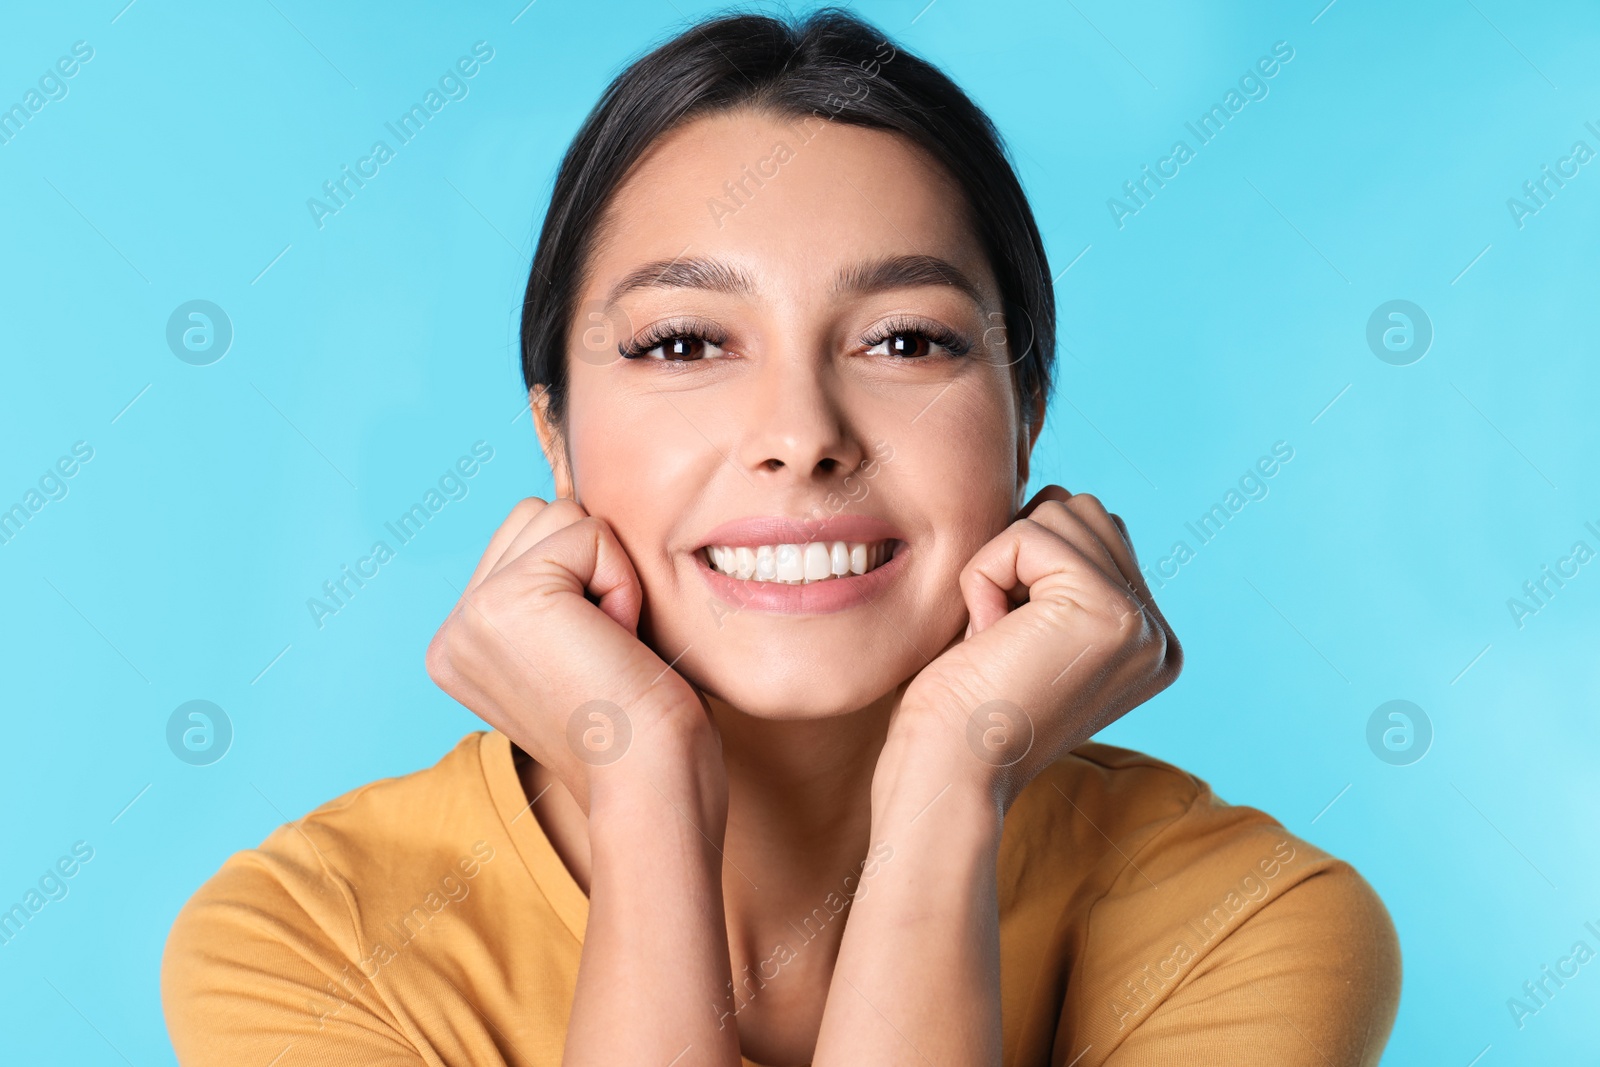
[563,737,741,1066]
[812,738,1005,1066]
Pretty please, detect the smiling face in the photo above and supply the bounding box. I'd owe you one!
[533,108,1042,719]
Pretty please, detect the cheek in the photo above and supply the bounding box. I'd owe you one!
[565,390,706,576]
[901,380,1020,524]
[888,390,1021,613]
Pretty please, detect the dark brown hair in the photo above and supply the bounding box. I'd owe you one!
[520,7,1055,436]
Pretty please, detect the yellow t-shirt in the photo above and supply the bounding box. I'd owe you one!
[161,731,1400,1066]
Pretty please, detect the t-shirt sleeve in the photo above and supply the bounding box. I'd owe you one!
[161,828,439,1067]
[1097,862,1402,1067]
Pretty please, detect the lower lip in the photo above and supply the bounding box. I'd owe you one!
[694,542,908,615]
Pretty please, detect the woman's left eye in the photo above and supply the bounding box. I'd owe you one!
[864,327,969,360]
[874,332,932,358]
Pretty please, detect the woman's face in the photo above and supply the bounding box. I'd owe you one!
[537,108,1040,719]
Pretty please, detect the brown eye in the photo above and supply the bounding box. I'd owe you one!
[862,322,971,362]
[660,336,705,360]
[621,331,724,361]
[884,332,929,358]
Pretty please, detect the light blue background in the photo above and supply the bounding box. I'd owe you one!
[2,0,1596,1062]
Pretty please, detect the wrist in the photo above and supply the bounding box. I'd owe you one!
[863,746,1003,917]
[882,695,1047,811]
[585,709,726,834]
[871,724,1004,840]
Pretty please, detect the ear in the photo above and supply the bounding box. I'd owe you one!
[1015,386,1046,513]
[529,385,576,500]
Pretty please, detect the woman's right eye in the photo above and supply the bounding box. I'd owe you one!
[620,333,724,361]
[656,336,708,360]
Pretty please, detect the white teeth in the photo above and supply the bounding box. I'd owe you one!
[775,544,803,581]
[703,540,896,584]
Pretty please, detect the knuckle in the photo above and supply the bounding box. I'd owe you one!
[545,498,587,521]
[532,501,593,544]
[508,496,547,523]
[1112,604,1144,642]
[465,583,516,628]
[547,512,605,552]
[424,627,457,687]
[1093,588,1142,639]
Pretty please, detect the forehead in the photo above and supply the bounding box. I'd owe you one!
[583,108,997,304]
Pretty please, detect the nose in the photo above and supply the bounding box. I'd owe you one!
[736,349,866,484]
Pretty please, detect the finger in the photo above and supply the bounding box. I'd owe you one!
[463,497,549,596]
[1019,486,1131,587]
[1109,511,1131,542]
[1062,495,1161,613]
[483,497,591,584]
[1021,489,1159,624]
[1014,498,1125,590]
[957,518,1121,637]
[1037,492,1148,603]
[1063,494,1138,579]
[1024,488,1136,579]
[529,516,645,635]
[461,499,637,631]
[1061,496,1180,667]
[1015,483,1071,523]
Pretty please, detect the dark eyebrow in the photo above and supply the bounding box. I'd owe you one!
[606,257,757,305]
[604,252,985,306]
[834,254,985,306]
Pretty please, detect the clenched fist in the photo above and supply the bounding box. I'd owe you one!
[426,497,719,814]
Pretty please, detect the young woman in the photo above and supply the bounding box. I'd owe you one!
[163,9,1401,1065]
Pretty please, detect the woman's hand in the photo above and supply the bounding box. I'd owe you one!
[425,496,718,813]
[813,488,1179,1066]
[429,497,742,1066]
[887,486,1182,811]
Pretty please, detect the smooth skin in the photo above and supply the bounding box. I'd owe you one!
[426,109,1181,1066]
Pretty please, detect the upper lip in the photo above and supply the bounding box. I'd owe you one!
[694,514,904,550]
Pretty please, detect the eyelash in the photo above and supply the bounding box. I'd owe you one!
[617,317,728,361]
[861,317,973,360]
[617,316,973,361]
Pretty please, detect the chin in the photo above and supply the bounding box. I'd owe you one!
[638,573,962,720]
[686,661,903,722]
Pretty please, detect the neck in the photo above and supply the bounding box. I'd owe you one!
[514,684,908,1056]
[712,689,893,856]
[707,684,908,985]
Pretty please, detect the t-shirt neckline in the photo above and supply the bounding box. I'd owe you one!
[478,729,591,943]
